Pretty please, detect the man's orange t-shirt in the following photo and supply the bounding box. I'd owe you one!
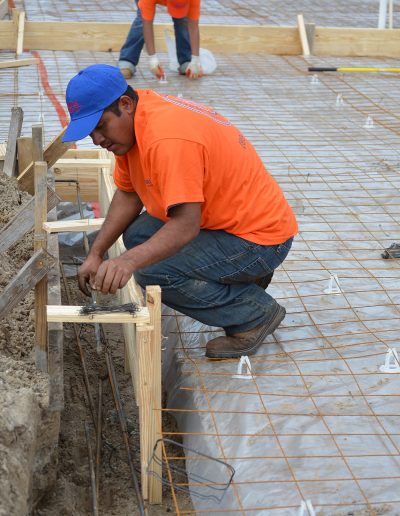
[113,90,298,245]
[138,0,200,21]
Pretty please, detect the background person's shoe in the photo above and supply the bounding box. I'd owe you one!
[118,61,136,80]
[206,304,286,359]
[178,62,190,75]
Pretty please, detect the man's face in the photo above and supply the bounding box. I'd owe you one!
[89,95,136,155]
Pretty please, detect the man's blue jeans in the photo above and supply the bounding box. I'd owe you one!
[119,1,192,67]
[123,213,293,334]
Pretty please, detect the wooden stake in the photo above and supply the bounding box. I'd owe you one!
[17,127,71,194]
[0,0,8,20]
[146,286,162,504]
[17,135,32,175]
[34,160,48,371]
[136,324,153,500]
[3,107,23,177]
[297,14,311,56]
[16,10,25,55]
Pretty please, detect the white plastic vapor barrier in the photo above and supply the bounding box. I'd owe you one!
[160,278,400,515]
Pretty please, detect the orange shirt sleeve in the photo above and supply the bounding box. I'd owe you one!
[188,0,201,20]
[144,139,205,215]
[138,0,157,21]
[113,155,135,192]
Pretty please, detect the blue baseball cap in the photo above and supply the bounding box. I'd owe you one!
[63,64,128,142]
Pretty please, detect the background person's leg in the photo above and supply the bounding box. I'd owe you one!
[123,213,292,335]
[172,16,192,71]
[119,1,144,76]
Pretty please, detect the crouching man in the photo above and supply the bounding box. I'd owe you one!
[63,64,297,358]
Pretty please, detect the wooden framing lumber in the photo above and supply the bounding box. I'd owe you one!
[0,187,59,254]
[18,127,71,194]
[34,160,49,372]
[3,107,23,177]
[297,14,310,56]
[0,20,398,57]
[0,248,56,321]
[0,57,37,69]
[46,305,150,324]
[43,218,104,233]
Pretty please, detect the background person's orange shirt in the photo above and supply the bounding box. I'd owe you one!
[138,0,200,21]
[113,90,298,245]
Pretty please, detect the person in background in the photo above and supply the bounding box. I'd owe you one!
[118,0,202,80]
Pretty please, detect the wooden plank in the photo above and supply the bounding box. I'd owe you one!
[297,14,310,56]
[0,187,59,254]
[3,107,23,177]
[47,305,150,324]
[0,20,397,58]
[20,21,301,54]
[34,160,48,372]
[16,10,25,55]
[43,218,104,233]
[314,26,400,58]
[17,127,71,194]
[146,286,162,504]
[53,169,99,202]
[0,0,8,19]
[0,57,37,69]
[55,158,111,169]
[0,248,56,321]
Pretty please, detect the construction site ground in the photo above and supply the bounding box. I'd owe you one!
[1,0,400,515]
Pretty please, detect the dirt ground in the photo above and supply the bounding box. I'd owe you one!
[0,172,192,515]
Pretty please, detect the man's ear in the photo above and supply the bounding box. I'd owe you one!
[119,95,135,114]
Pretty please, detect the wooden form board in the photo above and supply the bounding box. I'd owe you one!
[0,57,37,69]
[0,20,399,57]
[43,218,104,233]
[47,305,150,324]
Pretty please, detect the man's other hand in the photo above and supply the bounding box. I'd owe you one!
[93,255,135,295]
[186,56,203,79]
[149,54,165,80]
[78,254,104,296]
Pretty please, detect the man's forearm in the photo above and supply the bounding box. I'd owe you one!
[90,189,143,257]
[143,19,156,55]
[188,19,200,56]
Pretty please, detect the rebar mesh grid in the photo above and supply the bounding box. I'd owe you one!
[1,18,400,515]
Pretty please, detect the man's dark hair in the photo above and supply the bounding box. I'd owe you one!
[104,86,138,116]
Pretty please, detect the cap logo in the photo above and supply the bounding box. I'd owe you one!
[67,101,80,114]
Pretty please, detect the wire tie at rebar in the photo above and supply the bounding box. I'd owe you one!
[159,74,168,84]
[323,273,341,294]
[363,115,374,129]
[379,348,400,373]
[310,74,319,85]
[298,499,316,516]
[232,355,253,380]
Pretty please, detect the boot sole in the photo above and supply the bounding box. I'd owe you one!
[206,305,286,359]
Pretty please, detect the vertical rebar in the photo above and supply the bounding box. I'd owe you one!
[84,422,99,516]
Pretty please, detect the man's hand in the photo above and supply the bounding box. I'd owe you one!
[93,255,135,295]
[149,54,165,80]
[78,254,104,296]
[186,56,203,79]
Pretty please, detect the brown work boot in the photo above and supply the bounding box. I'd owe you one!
[206,303,286,359]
